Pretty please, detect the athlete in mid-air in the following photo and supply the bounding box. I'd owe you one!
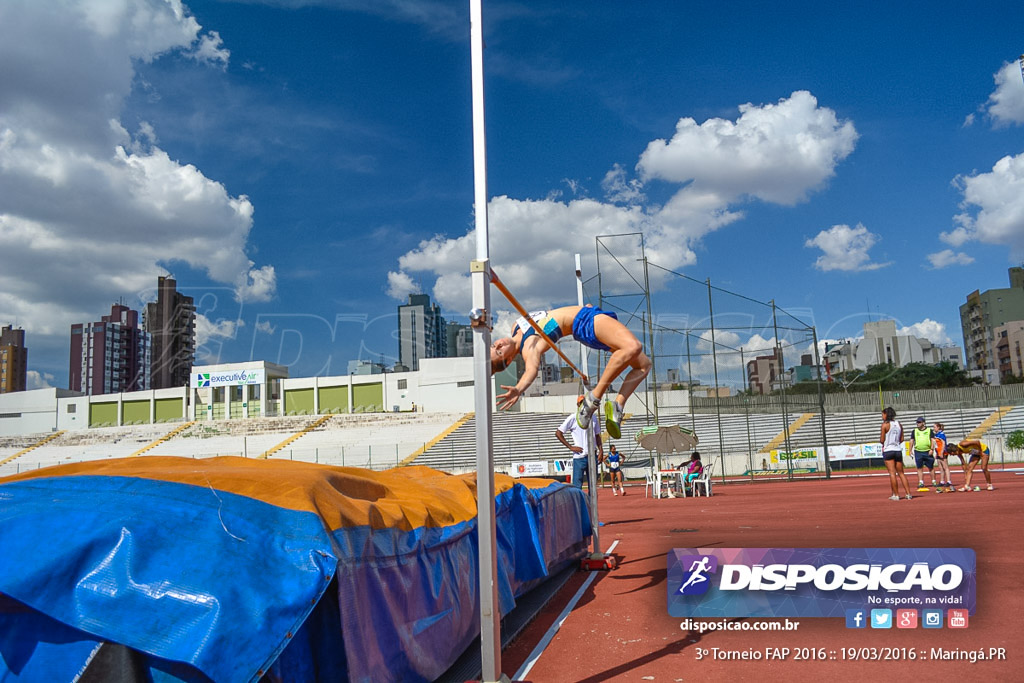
[490,304,651,438]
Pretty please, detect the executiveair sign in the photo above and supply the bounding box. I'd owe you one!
[191,369,265,388]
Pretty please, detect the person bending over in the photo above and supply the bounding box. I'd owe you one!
[947,439,994,492]
[490,304,651,438]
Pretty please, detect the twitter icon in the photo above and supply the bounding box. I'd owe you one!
[870,609,892,629]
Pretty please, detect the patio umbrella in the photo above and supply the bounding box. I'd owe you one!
[634,424,699,470]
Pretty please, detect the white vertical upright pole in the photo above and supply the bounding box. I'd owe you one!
[469,1,502,680]
[576,254,601,555]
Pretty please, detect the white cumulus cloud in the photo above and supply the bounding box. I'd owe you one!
[0,0,275,365]
[946,152,1024,257]
[805,223,890,272]
[927,249,975,269]
[637,90,857,206]
[25,370,54,390]
[980,60,1024,127]
[898,319,952,346]
[389,91,857,314]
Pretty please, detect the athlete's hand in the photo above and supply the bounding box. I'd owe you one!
[497,385,521,410]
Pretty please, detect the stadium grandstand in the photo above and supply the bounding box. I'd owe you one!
[3,403,1021,480]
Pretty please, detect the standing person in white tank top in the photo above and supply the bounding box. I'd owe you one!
[881,407,913,500]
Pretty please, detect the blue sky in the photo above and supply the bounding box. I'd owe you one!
[2,0,1024,391]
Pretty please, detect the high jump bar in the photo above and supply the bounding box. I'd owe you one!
[489,268,591,388]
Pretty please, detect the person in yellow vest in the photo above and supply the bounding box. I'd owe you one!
[907,417,937,492]
[947,439,994,492]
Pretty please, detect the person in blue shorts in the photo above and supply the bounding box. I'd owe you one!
[490,304,651,439]
[908,417,937,492]
[606,444,626,495]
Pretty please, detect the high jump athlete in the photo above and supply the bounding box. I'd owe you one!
[490,304,651,439]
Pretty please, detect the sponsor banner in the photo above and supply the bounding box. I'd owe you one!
[861,443,882,458]
[828,444,862,460]
[512,461,548,477]
[828,443,891,460]
[667,548,975,618]
[770,449,818,464]
[192,369,265,388]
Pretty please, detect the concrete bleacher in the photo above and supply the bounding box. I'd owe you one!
[263,412,464,468]
[409,402,1022,478]
[2,402,1020,480]
[409,408,803,476]
[993,405,1024,435]
[0,423,179,477]
[0,413,464,476]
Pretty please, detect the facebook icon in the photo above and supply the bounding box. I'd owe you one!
[845,609,867,629]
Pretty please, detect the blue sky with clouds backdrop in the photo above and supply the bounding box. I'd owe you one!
[3,0,1024,392]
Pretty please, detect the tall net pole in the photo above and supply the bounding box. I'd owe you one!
[707,279,727,482]
[577,254,602,556]
[468,1,501,679]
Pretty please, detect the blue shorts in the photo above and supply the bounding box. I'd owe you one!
[914,451,935,469]
[572,307,617,351]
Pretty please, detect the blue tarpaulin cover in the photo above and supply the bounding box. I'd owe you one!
[0,457,591,682]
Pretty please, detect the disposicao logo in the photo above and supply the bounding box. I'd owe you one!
[676,555,718,596]
[667,548,976,619]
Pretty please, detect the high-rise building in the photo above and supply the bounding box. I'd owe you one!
[398,294,447,371]
[960,267,1024,373]
[445,321,473,358]
[1,325,28,393]
[994,320,1024,381]
[746,347,783,395]
[70,304,151,395]
[824,320,963,375]
[144,276,196,389]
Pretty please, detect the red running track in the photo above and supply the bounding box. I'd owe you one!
[501,472,1023,682]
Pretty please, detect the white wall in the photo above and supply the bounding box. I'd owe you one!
[0,388,76,436]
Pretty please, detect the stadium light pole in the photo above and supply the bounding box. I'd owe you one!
[468,1,503,681]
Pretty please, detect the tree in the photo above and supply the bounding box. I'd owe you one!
[1007,430,1024,453]
[780,361,980,395]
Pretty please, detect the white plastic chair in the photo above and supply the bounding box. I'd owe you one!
[691,458,715,497]
[644,470,656,498]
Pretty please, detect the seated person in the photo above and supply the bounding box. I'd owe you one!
[490,304,651,439]
[683,452,703,494]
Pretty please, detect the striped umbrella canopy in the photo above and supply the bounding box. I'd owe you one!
[634,424,699,455]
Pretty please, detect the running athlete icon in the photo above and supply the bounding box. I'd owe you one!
[679,556,713,593]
